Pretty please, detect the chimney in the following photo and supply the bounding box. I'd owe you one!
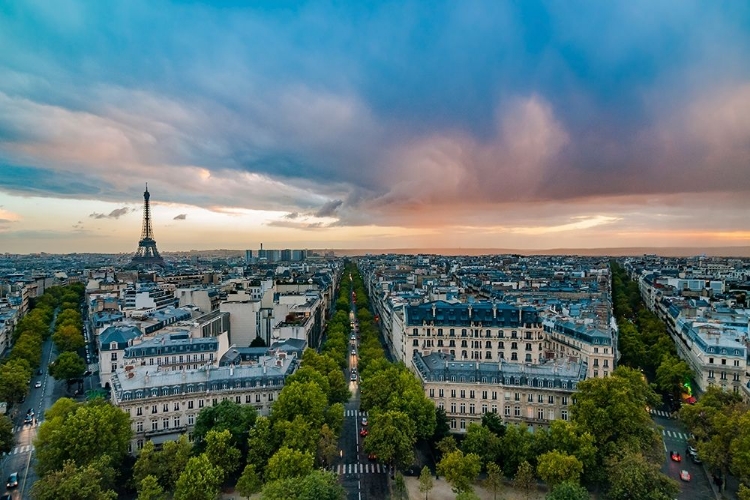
[229,364,234,377]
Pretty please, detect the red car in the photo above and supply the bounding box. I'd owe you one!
[368,453,377,461]
[670,451,681,462]
[360,428,368,437]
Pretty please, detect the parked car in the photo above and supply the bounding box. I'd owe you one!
[6,472,18,488]
[360,428,368,437]
[361,417,368,426]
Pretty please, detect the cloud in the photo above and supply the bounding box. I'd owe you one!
[89,207,132,219]
[173,213,187,220]
[283,212,299,219]
[266,220,326,230]
[315,200,343,218]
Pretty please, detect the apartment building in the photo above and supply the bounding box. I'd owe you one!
[110,352,298,451]
[413,351,586,432]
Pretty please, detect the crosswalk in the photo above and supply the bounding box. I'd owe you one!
[662,429,691,441]
[2,445,34,456]
[649,408,675,418]
[336,463,387,475]
[345,410,368,418]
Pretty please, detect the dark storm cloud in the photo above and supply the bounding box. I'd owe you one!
[0,1,749,229]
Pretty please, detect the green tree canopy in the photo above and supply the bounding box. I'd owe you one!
[52,324,85,352]
[260,470,345,500]
[536,451,583,488]
[173,454,223,500]
[204,429,241,481]
[461,423,501,467]
[605,452,679,500]
[655,355,693,400]
[0,358,31,404]
[192,399,257,452]
[437,449,481,493]
[133,436,193,493]
[246,416,277,476]
[30,460,117,500]
[0,415,15,454]
[265,446,314,482]
[137,475,165,500]
[235,465,262,499]
[35,398,132,477]
[363,410,416,469]
[271,381,328,430]
[546,481,591,500]
[514,461,536,500]
[49,351,86,383]
[419,466,434,500]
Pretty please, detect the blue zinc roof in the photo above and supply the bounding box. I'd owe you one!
[406,301,540,328]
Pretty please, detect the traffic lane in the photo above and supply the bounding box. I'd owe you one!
[3,425,36,499]
[662,436,712,500]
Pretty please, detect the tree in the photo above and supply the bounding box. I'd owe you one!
[437,450,481,493]
[192,399,257,451]
[204,429,241,481]
[49,351,86,383]
[52,324,85,352]
[0,358,31,404]
[546,481,590,500]
[484,463,503,500]
[261,470,344,500]
[514,461,535,500]
[462,423,501,466]
[393,472,408,500]
[137,475,165,500]
[436,436,458,457]
[363,410,416,469]
[499,423,535,476]
[0,414,15,454]
[271,381,328,430]
[173,454,222,500]
[35,398,132,476]
[455,492,481,500]
[536,451,583,488]
[276,414,319,454]
[235,465,262,499]
[249,336,266,347]
[317,424,339,467]
[431,406,451,445]
[419,466,434,500]
[482,411,506,437]
[246,416,277,476]
[265,446,314,482]
[731,412,750,486]
[605,452,679,500]
[30,460,117,500]
[655,355,692,400]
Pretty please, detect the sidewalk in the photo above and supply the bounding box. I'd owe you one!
[404,475,548,500]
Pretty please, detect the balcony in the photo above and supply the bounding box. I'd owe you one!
[144,425,187,438]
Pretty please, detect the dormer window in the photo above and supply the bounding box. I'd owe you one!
[110,342,117,350]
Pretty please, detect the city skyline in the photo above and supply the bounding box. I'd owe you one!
[1,2,750,254]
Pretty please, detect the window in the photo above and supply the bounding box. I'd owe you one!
[528,394,534,403]
[136,421,143,432]
[174,403,180,411]
[548,396,554,404]
[413,339,419,346]
[525,354,532,362]
[163,404,169,412]
[492,391,497,400]
[708,370,715,379]
[499,341,505,349]
[538,408,545,420]
[460,420,466,430]
[450,403,456,413]
[482,404,488,413]
[451,389,456,398]
[511,342,518,350]
[269,393,274,402]
[514,393,520,401]
[136,407,143,416]
[511,353,518,361]
[151,420,158,431]
[174,416,180,428]
[469,390,475,399]
[469,404,475,414]
[548,409,555,420]
[460,390,465,398]
[460,403,466,414]
[482,391,488,399]
[604,360,609,368]
[111,352,118,361]
[429,389,434,397]
[562,396,568,405]
[111,363,117,373]
[163,418,170,429]
[562,410,568,421]
[514,406,521,417]
[504,405,511,416]
[188,414,195,426]
[199,400,204,408]
[709,357,714,364]
[439,389,444,398]
[151,405,157,414]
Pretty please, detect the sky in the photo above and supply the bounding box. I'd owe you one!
[1,1,750,254]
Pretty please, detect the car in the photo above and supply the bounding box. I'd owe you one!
[351,349,356,355]
[350,373,357,381]
[680,470,691,482]
[34,381,42,388]
[360,429,368,437]
[23,416,32,425]
[6,472,18,488]
[368,453,377,461]
[692,454,702,464]
[687,445,698,456]
[36,369,43,376]
[670,451,681,462]
[361,417,368,426]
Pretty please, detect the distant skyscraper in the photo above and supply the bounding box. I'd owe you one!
[130,184,165,268]
[244,250,253,263]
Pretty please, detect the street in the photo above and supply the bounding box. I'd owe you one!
[651,407,714,500]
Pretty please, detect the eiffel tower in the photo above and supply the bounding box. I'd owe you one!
[130,184,165,267]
